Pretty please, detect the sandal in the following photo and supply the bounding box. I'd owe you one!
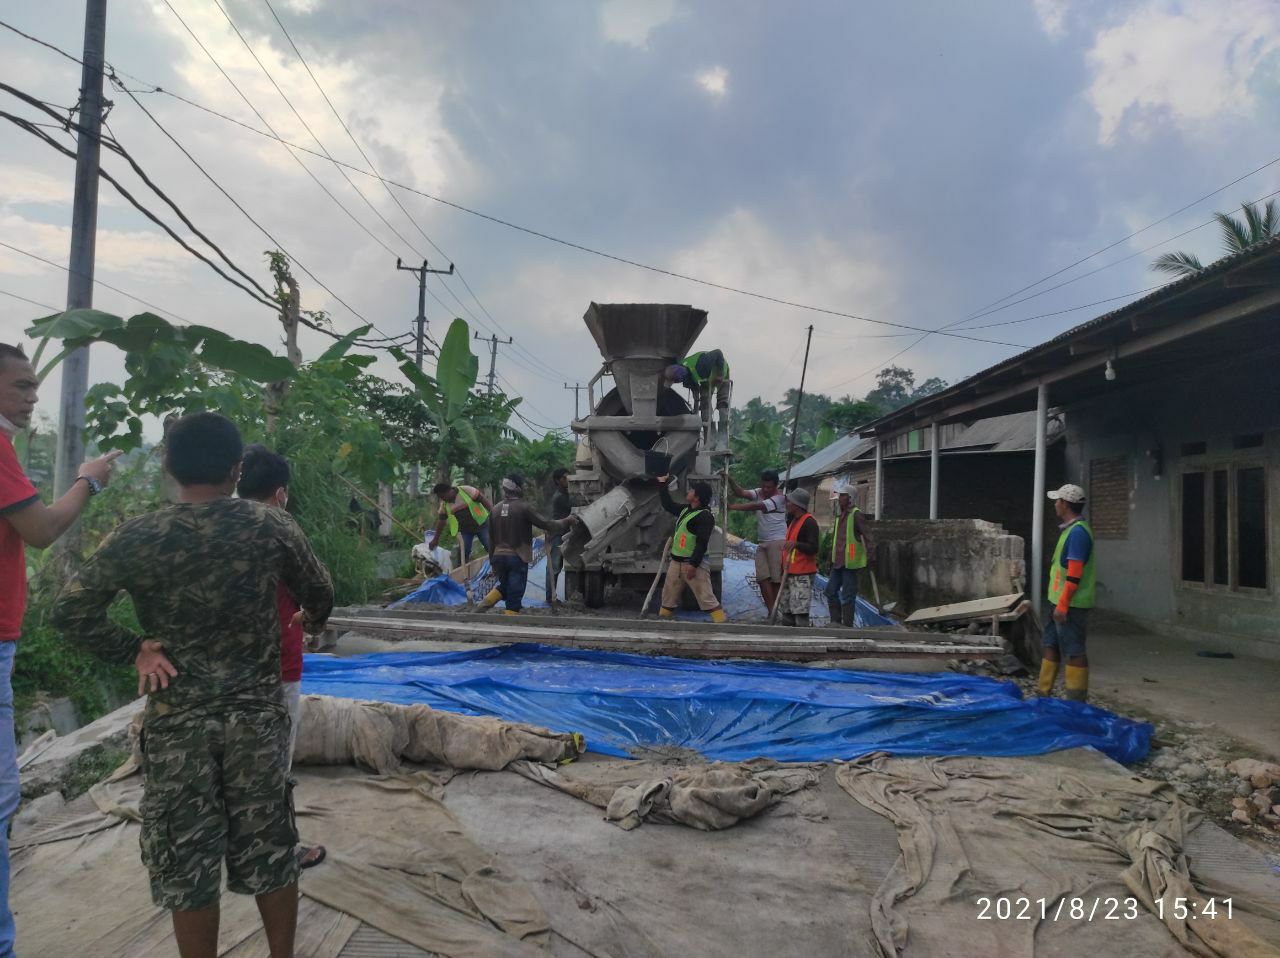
[295,844,327,869]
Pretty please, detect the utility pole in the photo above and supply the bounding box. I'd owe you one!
[563,382,583,421]
[396,257,452,497]
[473,332,513,396]
[54,0,108,519]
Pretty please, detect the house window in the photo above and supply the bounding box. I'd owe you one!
[1088,456,1129,540]
[1237,467,1268,589]
[907,430,921,453]
[1180,463,1270,592]
[1180,472,1205,583]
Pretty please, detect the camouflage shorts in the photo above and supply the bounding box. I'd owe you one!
[780,573,814,616]
[140,708,299,911]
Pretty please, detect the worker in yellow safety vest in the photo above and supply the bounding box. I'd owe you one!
[1039,483,1096,702]
[654,474,727,623]
[825,483,875,628]
[662,349,732,452]
[427,481,493,563]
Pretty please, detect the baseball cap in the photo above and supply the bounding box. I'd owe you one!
[1047,483,1086,504]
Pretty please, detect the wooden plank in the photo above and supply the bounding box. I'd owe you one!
[324,615,1005,661]
[333,605,912,643]
[904,593,1024,625]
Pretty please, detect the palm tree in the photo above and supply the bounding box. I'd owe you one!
[1152,200,1279,277]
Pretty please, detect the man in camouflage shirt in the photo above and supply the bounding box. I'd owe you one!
[52,413,333,958]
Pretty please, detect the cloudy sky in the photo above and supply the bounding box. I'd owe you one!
[2,0,1278,436]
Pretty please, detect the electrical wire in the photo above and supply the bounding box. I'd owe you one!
[115,83,387,341]
[196,0,420,263]
[0,286,59,312]
[7,18,1276,361]
[258,0,569,383]
[0,238,194,323]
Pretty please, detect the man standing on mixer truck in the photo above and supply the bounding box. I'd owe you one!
[663,349,731,450]
[654,474,727,623]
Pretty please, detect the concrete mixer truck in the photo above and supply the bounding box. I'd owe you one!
[560,303,726,608]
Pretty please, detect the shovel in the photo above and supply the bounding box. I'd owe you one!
[639,538,673,619]
[868,566,896,615]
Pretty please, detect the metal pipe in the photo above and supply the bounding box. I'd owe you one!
[1030,383,1048,614]
[929,422,940,519]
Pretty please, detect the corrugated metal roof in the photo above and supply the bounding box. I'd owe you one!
[944,412,1037,452]
[860,234,1280,436]
[783,411,1051,479]
[782,431,874,480]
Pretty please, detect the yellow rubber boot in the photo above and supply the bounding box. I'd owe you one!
[658,607,674,619]
[501,609,518,616]
[1037,660,1059,696]
[1064,665,1089,702]
[709,608,727,624]
[477,588,502,611]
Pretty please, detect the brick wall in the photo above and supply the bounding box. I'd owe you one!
[1088,455,1130,540]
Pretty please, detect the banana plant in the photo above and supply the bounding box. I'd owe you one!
[393,317,514,484]
[22,308,303,453]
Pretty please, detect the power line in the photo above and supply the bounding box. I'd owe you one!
[0,238,194,323]
[6,18,1272,355]
[197,0,421,264]
[955,154,1280,322]
[2,92,408,350]
[258,0,569,382]
[114,82,388,341]
[949,185,1280,328]
[1,82,280,308]
[0,286,60,312]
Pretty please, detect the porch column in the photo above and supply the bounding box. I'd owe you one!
[874,439,884,519]
[929,422,940,519]
[1030,383,1048,615]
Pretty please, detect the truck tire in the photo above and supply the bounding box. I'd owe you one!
[583,570,605,609]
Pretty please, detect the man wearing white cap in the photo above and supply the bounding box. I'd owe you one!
[1040,483,1095,702]
[825,483,874,627]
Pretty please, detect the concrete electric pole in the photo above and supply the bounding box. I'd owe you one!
[563,382,583,420]
[396,257,452,497]
[54,0,108,515]
[395,257,452,374]
[473,332,513,396]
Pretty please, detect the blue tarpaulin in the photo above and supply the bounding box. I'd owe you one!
[302,644,1151,764]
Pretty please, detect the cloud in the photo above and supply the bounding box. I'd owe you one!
[1085,0,1280,143]
[485,209,900,413]
[0,212,195,283]
[1033,0,1070,37]
[695,65,729,99]
[599,0,678,48]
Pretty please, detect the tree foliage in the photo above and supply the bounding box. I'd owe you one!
[1153,199,1279,277]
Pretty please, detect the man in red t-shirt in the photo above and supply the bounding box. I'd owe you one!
[0,343,119,956]
[233,445,324,870]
